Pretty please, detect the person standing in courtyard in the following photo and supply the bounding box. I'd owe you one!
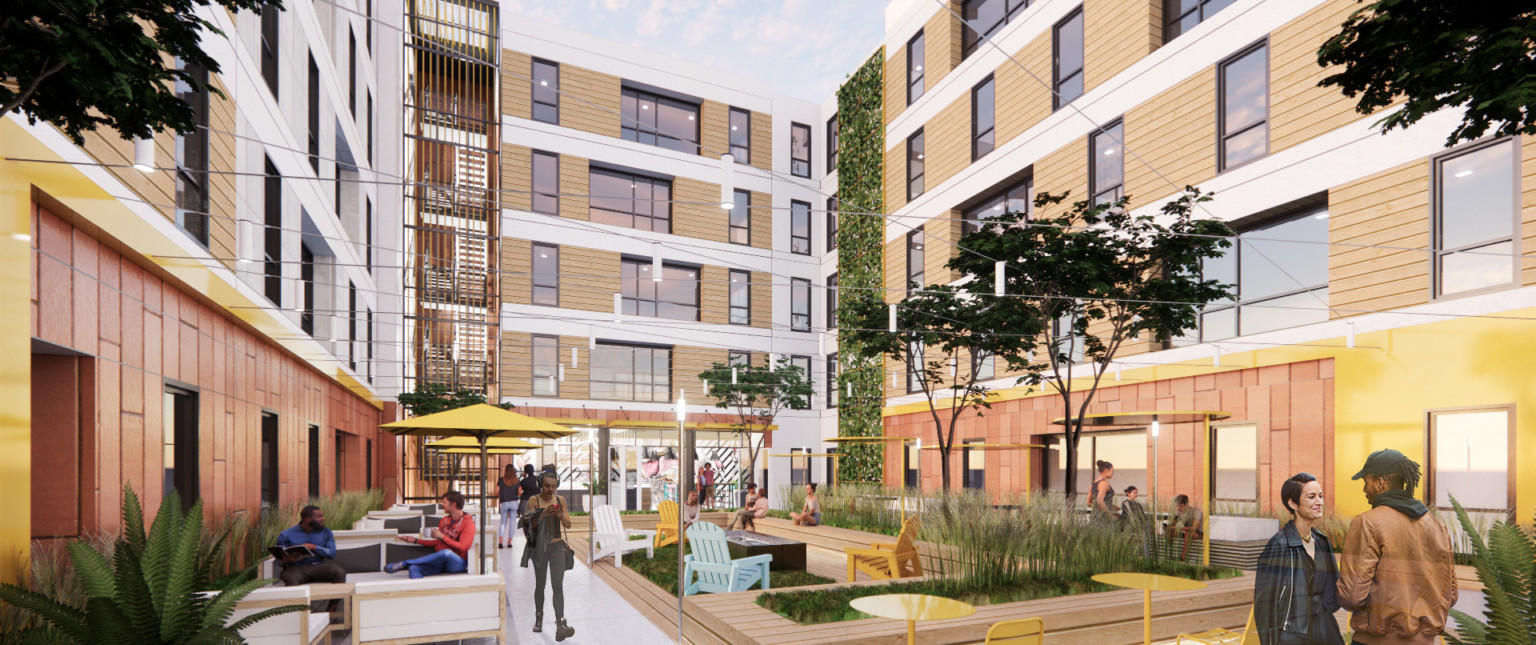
[1120,486,1149,556]
[1091,460,1115,517]
[699,462,716,509]
[522,470,576,641]
[1337,449,1456,645]
[517,463,539,517]
[1255,472,1344,645]
[498,464,521,548]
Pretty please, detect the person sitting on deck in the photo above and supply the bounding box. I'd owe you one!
[789,482,821,526]
[385,490,475,578]
[727,483,770,531]
[682,489,701,533]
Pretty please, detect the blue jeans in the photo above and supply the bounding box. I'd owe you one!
[402,549,466,579]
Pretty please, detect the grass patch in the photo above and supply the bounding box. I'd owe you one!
[623,543,835,595]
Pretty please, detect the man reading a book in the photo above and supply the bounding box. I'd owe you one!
[276,505,346,587]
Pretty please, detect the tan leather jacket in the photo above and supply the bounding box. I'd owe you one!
[1337,506,1457,645]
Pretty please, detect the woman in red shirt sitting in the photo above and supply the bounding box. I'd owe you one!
[386,490,475,578]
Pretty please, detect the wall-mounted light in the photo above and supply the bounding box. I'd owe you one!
[651,242,663,282]
[613,293,622,322]
[994,261,1005,297]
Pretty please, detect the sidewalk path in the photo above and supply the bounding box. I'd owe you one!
[499,533,676,645]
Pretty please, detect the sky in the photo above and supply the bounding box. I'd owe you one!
[502,0,893,103]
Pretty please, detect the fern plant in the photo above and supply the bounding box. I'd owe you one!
[0,487,303,644]
[1444,497,1536,645]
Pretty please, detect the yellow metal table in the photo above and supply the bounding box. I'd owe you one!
[849,593,976,645]
[1092,572,1208,645]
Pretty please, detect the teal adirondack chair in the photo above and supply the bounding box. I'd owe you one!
[682,522,772,596]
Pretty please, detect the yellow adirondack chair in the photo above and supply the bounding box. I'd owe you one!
[844,516,923,582]
[984,617,1044,645]
[655,500,683,548]
[1177,607,1256,645]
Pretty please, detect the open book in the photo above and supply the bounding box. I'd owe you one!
[268,544,315,560]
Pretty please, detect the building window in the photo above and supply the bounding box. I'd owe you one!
[962,0,1031,59]
[532,243,559,306]
[730,107,751,163]
[348,30,357,117]
[263,157,282,303]
[973,75,996,161]
[622,259,699,321]
[974,348,994,380]
[907,129,925,201]
[791,278,811,332]
[789,355,811,409]
[1212,424,1258,503]
[907,338,924,393]
[906,227,925,295]
[907,31,925,104]
[1053,7,1085,110]
[365,197,373,274]
[729,270,750,325]
[729,350,751,367]
[790,122,812,178]
[963,440,985,489]
[1429,407,1512,512]
[348,283,357,370]
[827,113,839,170]
[260,3,279,98]
[591,343,671,402]
[790,200,811,255]
[163,386,200,509]
[730,189,751,245]
[261,412,279,507]
[1052,309,1085,364]
[307,425,320,498]
[1219,42,1269,171]
[1166,0,1235,42]
[827,197,838,251]
[1047,431,1146,499]
[1433,139,1518,297]
[1089,120,1124,206]
[367,92,374,166]
[1196,205,1329,340]
[175,62,210,246]
[300,244,314,335]
[532,59,559,124]
[307,55,319,171]
[827,353,839,408]
[532,335,559,397]
[532,151,559,214]
[790,448,809,486]
[622,87,699,154]
[365,0,372,52]
[826,273,838,329]
[963,177,1031,235]
[366,308,373,382]
[589,167,671,232]
[904,444,920,488]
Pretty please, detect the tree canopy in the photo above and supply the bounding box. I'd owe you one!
[698,357,814,486]
[396,383,511,417]
[1317,0,1536,147]
[1,0,272,144]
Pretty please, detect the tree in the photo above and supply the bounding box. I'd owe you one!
[698,356,813,488]
[2,0,272,145]
[397,383,511,416]
[843,278,1038,490]
[1317,0,1536,147]
[949,188,1232,500]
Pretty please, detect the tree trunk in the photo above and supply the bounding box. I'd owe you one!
[938,444,951,490]
[1064,425,1082,503]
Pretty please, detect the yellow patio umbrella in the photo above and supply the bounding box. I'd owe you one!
[383,404,578,567]
[425,436,540,450]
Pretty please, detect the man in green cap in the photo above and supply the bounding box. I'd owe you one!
[1336,449,1457,645]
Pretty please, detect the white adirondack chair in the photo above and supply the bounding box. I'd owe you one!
[682,521,772,596]
[592,504,655,568]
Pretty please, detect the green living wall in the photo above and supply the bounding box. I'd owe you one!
[835,49,885,483]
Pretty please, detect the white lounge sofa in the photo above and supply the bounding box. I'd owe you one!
[351,573,504,644]
[227,585,330,645]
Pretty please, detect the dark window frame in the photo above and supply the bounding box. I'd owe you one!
[729,189,751,245]
[826,113,839,170]
[826,273,838,330]
[260,4,280,99]
[729,269,751,325]
[907,30,926,105]
[532,150,559,214]
[300,244,315,335]
[621,259,701,321]
[789,355,812,409]
[730,107,751,163]
[164,385,201,509]
[1052,6,1085,111]
[532,59,559,124]
[790,122,812,178]
[175,61,210,247]
[307,55,319,171]
[790,277,812,332]
[1164,0,1235,43]
[348,29,357,118]
[532,242,559,306]
[1430,138,1522,299]
[1088,119,1125,207]
[972,75,996,161]
[962,0,1033,59]
[532,334,559,397]
[963,439,986,489]
[588,167,672,233]
[907,129,925,201]
[621,86,701,154]
[1194,204,1331,341]
[826,197,838,251]
[790,200,812,255]
[907,337,925,393]
[963,176,1032,235]
[906,227,925,296]
[826,353,839,408]
[590,342,672,402]
[263,157,282,303]
[260,412,279,507]
[1217,40,1270,172]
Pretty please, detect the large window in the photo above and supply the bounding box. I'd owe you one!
[163,386,200,509]
[963,440,985,489]
[1090,120,1124,206]
[1047,431,1146,499]
[532,243,559,306]
[827,114,839,170]
[175,62,210,246]
[348,30,357,117]
[827,353,839,408]
[263,157,282,303]
[729,350,751,367]
[260,413,278,507]
[730,189,751,245]
[532,151,559,214]
[790,448,809,486]
[790,356,811,409]
[348,283,357,370]
[589,167,671,232]
[623,87,699,154]
[532,59,559,124]
[1165,0,1235,42]
[962,0,1031,59]
[790,200,812,255]
[307,425,320,498]
[622,259,699,321]
[591,343,671,402]
[963,177,1032,235]
[791,278,811,332]
[827,197,838,251]
[790,122,812,177]
[1212,424,1258,503]
[307,55,319,171]
[1429,407,1512,512]
[905,444,920,488]
[1219,42,1269,171]
[907,129,925,201]
[1053,7,1085,110]
[260,3,279,98]
[1434,140,1518,297]
[826,273,838,329]
[532,335,558,397]
[729,269,751,325]
[1196,205,1329,340]
[907,31,925,104]
[730,107,751,163]
[906,227,925,295]
[300,245,315,335]
[973,76,996,160]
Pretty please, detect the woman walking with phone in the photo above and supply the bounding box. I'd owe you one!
[521,470,575,640]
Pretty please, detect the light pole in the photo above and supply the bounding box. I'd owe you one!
[675,391,686,644]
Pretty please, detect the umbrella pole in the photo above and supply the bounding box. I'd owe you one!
[479,432,488,573]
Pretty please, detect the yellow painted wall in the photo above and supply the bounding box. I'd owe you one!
[0,131,34,583]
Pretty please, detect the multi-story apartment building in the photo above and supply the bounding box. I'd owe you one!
[0,0,405,575]
[872,0,1536,526]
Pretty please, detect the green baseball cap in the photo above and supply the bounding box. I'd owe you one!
[1350,448,1413,480]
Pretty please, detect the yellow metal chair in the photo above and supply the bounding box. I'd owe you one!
[984,617,1044,645]
[844,516,923,582]
[654,500,683,548]
[1177,607,1256,645]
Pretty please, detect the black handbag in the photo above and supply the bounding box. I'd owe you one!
[563,542,575,571]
